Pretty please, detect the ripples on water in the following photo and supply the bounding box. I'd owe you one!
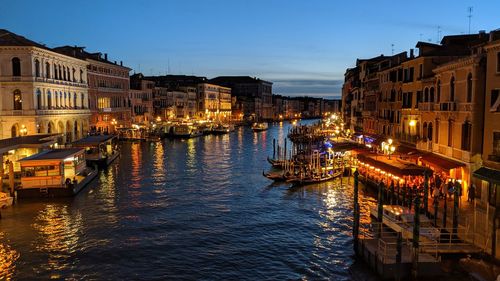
[0,121,377,280]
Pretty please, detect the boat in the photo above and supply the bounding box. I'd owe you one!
[287,170,342,186]
[212,123,232,134]
[262,170,287,181]
[72,135,120,169]
[267,156,285,168]
[171,123,203,138]
[0,192,13,208]
[252,122,268,132]
[370,205,440,241]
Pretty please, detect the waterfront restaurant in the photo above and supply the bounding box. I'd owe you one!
[17,148,91,198]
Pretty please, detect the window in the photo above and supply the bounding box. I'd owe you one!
[497,52,500,73]
[13,89,22,110]
[467,73,473,103]
[35,59,40,77]
[73,93,77,108]
[45,62,51,78]
[12,57,21,76]
[424,88,429,102]
[437,80,441,102]
[494,132,500,155]
[419,64,423,79]
[428,123,433,141]
[47,91,52,109]
[450,77,455,101]
[461,122,472,151]
[36,89,42,110]
[81,93,85,108]
[54,65,59,79]
[435,120,439,143]
[491,90,500,112]
[448,119,453,147]
[430,87,435,102]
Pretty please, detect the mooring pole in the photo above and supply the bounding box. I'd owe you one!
[273,138,276,159]
[423,171,429,216]
[377,181,384,238]
[396,231,402,281]
[412,195,421,280]
[452,181,460,236]
[353,170,360,255]
[284,138,287,160]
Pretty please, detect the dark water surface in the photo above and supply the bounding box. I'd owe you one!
[0,121,378,280]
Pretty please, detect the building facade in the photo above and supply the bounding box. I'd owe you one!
[0,29,91,144]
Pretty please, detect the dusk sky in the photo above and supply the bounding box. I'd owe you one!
[1,0,499,99]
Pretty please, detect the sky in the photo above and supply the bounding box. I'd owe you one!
[1,1,499,99]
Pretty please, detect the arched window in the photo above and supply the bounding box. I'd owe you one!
[448,119,453,147]
[73,93,77,108]
[428,123,433,141]
[36,89,42,110]
[435,119,439,143]
[80,69,84,83]
[48,122,53,134]
[64,92,67,107]
[47,91,52,109]
[467,73,473,103]
[424,88,429,102]
[11,125,18,138]
[45,62,51,78]
[63,66,67,81]
[430,87,435,102]
[58,65,62,80]
[35,59,40,77]
[12,57,21,76]
[55,91,59,108]
[81,93,85,108]
[54,65,58,79]
[72,68,76,82]
[423,122,428,140]
[461,121,472,150]
[13,89,22,110]
[437,80,441,103]
[450,76,455,101]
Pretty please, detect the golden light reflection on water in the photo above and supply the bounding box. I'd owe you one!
[31,204,82,273]
[0,232,19,280]
[130,142,142,189]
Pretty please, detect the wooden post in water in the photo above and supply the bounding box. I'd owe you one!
[423,171,429,216]
[353,170,360,255]
[284,139,287,161]
[412,195,421,280]
[443,192,448,228]
[452,181,460,236]
[273,138,276,159]
[396,231,402,281]
[377,181,384,238]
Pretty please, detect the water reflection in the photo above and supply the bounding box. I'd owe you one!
[0,232,19,280]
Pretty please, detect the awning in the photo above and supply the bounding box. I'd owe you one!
[473,167,500,184]
[419,153,465,171]
[358,154,431,178]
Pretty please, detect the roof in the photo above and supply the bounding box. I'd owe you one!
[473,167,500,184]
[72,135,116,146]
[52,46,131,70]
[19,148,84,162]
[419,153,465,171]
[358,153,431,177]
[209,76,272,85]
[0,29,50,50]
[0,134,59,153]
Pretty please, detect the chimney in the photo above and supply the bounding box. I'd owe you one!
[120,61,123,66]
[410,49,414,58]
[104,53,108,61]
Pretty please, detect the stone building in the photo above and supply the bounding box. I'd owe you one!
[0,29,90,143]
[197,83,231,121]
[130,73,154,125]
[209,76,273,120]
[53,46,131,134]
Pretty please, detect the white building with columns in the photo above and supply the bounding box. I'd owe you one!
[0,29,90,143]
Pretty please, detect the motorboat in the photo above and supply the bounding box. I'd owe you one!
[171,123,203,138]
[212,123,232,134]
[252,122,268,132]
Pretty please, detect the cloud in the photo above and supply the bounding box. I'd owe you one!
[273,79,343,99]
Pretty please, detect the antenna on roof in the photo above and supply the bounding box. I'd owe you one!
[468,6,473,34]
[436,26,442,43]
[391,44,394,55]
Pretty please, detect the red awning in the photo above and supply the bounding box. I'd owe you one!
[358,154,431,178]
[419,153,465,171]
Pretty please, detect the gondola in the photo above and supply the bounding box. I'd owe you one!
[287,170,342,186]
[267,156,284,168]
[262,170,287,182]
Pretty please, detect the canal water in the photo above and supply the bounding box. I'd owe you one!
[0,120,379,280]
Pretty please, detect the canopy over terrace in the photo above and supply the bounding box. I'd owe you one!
[357,153,432,178]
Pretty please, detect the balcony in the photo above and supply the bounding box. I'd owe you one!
[439,102,457,111]
[488,154,500,163]
[418,102,434,112]
[0,76,87,88]
[36,108,91,115]
[458,102,473,112]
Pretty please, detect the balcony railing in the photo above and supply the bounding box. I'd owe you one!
[439,101,457,111]
[36,108,91,115]
[0,76,87,88]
